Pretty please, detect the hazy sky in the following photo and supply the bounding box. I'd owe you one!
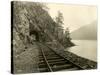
[46,3,97,32]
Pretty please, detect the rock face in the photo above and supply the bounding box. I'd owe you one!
[12,1,75,73]
[12,1,54,55]
[13,1,30,56]
[70,21,97,40]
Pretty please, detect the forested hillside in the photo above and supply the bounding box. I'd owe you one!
[70,21,97,40]
[12,1,74,56]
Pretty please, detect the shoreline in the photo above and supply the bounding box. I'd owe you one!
[46,44,97,69]
[64,51,97,69]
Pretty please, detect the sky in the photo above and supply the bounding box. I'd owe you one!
[46,3,97,32]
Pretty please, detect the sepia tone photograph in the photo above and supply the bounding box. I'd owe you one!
[11,1,97,74]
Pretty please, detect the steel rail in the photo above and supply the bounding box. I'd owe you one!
[41,42,85,70]
[38,43,53,72]
[37,42,84,72]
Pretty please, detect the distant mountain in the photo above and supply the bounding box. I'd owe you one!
[70,21,97,40]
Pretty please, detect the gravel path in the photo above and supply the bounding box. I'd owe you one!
[13,43,39,74]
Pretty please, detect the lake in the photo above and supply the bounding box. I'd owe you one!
[65,40,97,62]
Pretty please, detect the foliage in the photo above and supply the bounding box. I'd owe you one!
[13,1,74,54]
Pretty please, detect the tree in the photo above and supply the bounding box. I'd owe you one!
[63,27,73,47]
[54,11,64,41]
[65,28,71,40]
[55,11,64,26]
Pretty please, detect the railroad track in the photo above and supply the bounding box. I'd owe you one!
[37,42,84,72]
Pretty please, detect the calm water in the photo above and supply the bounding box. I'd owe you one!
[65,40,97,62]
